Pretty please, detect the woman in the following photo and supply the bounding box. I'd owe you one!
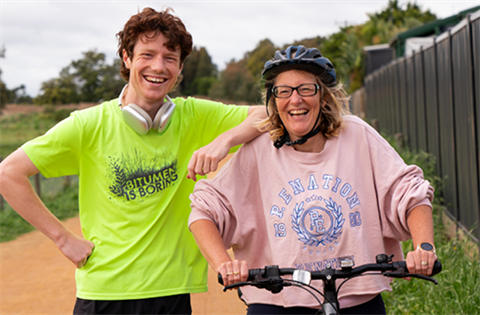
[188,46,436,314]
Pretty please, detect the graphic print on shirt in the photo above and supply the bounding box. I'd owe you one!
[108,148,178,201]
[291,198,344,247]
[271,173,362,256]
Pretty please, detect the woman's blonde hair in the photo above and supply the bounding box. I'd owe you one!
[256,70,351,143]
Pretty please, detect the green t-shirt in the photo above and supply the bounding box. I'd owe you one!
[23,97,249,300]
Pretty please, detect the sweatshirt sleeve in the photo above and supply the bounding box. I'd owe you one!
[189,143,261,249]
[365,126,435,241]
[189,179,238,249]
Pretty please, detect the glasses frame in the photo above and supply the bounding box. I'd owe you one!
[272,83,320,98]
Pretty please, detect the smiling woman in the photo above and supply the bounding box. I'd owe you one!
[257,46,349,151]
[188,45,436,315]
[274,70,325,152]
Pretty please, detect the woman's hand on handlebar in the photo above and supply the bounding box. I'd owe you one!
[406,248,437,276]
[218,259,249,288]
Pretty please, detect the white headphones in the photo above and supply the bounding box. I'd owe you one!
[118,85,175,135]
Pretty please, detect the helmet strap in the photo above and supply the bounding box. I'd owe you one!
[274,106,323,149]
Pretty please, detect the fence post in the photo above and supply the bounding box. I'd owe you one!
[64,176,71,189]
[0,157,3,211]
[34,173,41,198]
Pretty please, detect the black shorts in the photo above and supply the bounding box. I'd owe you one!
[73,294,191,315]
[247,294,386,315]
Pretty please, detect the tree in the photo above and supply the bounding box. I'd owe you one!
[292,36,325,50]
[245,39,277,80]
[70,50,106,102]
[318,0,437,92]
[0,45,8,110]
[373,0,436,27]
[96,59,125,102]
[35,66,80,105]
[179,46,217,96]
[209,59,260,104]
[35,50,124,105]
[9,85,32,104]
[0,81,9,111]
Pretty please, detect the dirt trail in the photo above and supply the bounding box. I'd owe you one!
[0,152,246,314]
[0,216,246,314]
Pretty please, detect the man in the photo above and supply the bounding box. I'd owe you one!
[0,7,265,314]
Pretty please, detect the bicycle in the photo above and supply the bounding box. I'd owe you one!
[218,253,442,315]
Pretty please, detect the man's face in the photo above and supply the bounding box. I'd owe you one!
[123,31,183,112]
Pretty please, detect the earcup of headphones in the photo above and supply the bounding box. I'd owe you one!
[122,104,153,135]
[152,100,176,133]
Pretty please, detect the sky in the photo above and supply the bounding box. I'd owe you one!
[1,0,479,97]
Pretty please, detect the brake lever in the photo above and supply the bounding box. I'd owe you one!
[384,272,438,285]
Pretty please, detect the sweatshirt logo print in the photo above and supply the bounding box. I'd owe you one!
[291,198,345,247]
[108,148,178,201]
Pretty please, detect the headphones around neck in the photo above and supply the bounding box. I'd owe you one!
[118,85,175,135]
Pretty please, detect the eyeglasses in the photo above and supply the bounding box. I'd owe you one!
[272,83,319,98]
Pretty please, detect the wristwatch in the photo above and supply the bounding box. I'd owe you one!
[417,242,436,254]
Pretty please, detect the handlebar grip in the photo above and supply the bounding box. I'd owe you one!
[431,260,442,276]
[218,268,265,285]
[398,260,442,276]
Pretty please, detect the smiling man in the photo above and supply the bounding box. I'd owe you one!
[0,7,265,315]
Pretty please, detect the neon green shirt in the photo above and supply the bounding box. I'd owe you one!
[23,97,248,300]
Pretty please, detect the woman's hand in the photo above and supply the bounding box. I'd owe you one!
[217,259,249,288]
[406,206,436,276]
[406,246,437,276]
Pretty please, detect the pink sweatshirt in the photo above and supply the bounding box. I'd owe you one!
[189,115,434,309]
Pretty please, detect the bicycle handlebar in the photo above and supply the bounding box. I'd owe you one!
[218,254,442,286]
[217,254,441,315]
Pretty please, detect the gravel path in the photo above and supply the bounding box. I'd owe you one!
[0,216,246,314]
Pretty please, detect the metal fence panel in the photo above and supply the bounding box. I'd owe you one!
[415,49,428,152]
[363,10,480,244]
[365,73,375,120]
[398,60,409,141]
[383,67,394,134]
[378,67,386,130]
[391,64,402,134]
[406,56,418,150]
[451,19,480,237]
[423,44,441,175]
[472,11,480,242]
[435,31,459,221]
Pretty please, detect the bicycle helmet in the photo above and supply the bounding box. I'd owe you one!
[261,45,337,149]
[261,45,336,87]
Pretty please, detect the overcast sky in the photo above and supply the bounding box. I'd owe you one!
[1,0,479,97]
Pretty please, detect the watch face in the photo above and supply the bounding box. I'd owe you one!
[420,242,434,251]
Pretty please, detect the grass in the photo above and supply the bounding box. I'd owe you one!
[0,106,79,242]
[380,134,480,314]
[382,216,480,314]
[0,112,56,158]
[0,177,79,242]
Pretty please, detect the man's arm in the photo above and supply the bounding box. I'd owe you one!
[0,148,94,268]
[187,105,267,181]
